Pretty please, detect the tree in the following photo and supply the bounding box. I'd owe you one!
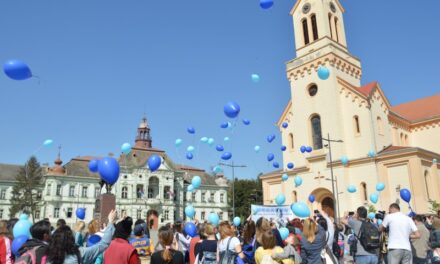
[429,200,440,213]
[229,176,263,218]
[10,156,43,222]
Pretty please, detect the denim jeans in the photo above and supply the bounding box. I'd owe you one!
[356,255,379,264]
[388,249,412,264]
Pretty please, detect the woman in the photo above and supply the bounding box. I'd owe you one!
[255,218,271,248]
[151,226,184,264]
[46,210,116,264]
[300,218,326,264]
[242,220,256,264]
[84,219,101,246]
[195,224,217,263]
[173,221,190,258]
[103,217,139,264]
[73,221,86,247]
[0,220,13,264]
[218,221,245,263]
[255,230,293,264]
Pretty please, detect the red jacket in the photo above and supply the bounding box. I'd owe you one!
[189,236,201,264]
[104,238,139,264]
[0,236,13,264]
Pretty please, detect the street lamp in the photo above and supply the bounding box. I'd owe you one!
[218,162,247,217]
[322,133,343,223]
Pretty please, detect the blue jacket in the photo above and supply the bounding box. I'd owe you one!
[300,226,326,264]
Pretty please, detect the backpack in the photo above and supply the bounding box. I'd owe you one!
[357,221,380,253]
[219,238,237,264]
[332,231,344,258]
[14,246,47,264]
[201,251,217,264]
[242,238,256,264]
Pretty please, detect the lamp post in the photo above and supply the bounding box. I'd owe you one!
[218,161,247,217]
[322,133,343,223]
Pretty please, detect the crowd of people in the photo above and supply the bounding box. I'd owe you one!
[0,203,440,264]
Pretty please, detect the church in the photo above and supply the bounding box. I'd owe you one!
[261,0,440,219]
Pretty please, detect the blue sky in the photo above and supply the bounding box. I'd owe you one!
[1,1,439,179]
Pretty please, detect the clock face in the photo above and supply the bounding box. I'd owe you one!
[330,2,336,13]
[302,3,311,14]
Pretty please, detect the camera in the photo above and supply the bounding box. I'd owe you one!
[375,211,386,220]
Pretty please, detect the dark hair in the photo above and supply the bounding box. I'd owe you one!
[135,219,145,226]
[389,203,400,211]
[317,217,328,231]
[114,217,133,240]
[31,220,51,240]
[149,219,154,229]
[47,225,79,264]
[174,222,183,233]
[159,226,174,262]
[357,207,368,219]
[56,219,66,228]
[197,223,206,239]
[243,221,256,245]
[414,215,424,223]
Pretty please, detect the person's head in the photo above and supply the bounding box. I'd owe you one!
[158,226,174,262]
[261,230,276,250]
[243,220,256,245]
[389,203,400,213]
[218,221,234,239]
[0,220,10,238]
[303,218,318,243]
[204,224,216,238]
[290,218,303,232]
[413,215,424,224]
[73,221,85,233]
[30,220,51,242]
[174,221,183,234]
[114,217,133,240]
[256,217,271,243]
[357,206,368,219]
[284,233,295,246]
[197,223,206,239]
[317,217,328,231]
[88,219,100,234]
[47,225,79,264]
[56,219,66,229]
[133,223,145,237]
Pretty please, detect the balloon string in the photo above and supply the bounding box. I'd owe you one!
[32,75,42,85]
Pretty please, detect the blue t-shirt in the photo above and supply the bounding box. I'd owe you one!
[129,235,150,256]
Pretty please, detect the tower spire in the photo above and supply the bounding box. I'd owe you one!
[135,116,152,149]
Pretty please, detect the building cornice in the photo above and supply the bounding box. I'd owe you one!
[290,0,345,15]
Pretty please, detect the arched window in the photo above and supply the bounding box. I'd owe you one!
[405,134,409,146]
[292,191,298,203]
[353,116,361,135]
[360,182,367,202]
[302,19,310,45]
[311,115,323,150]
[148,177,159,199]
[334,17,339,43]
[328,14,333,39]
[377,117,383,135]
[121,187,128,199]
[289,133,294,150]
[424,170,431,200]
[311,14,318,40]
[308,84,318,97]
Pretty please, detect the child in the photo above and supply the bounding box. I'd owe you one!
[272,234,301,264]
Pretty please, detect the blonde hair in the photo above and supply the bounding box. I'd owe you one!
[261,230,276,249]
[74,221,85,233]
[303,218,317,243]
[204,224,215,236]
[88,219,100,234]
[218,221,233,239]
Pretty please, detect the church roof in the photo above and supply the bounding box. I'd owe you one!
[357,81,378,97]
[0,163,20,181]
[391,94,440,122]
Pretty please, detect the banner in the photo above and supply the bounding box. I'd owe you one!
[251,204,294,227]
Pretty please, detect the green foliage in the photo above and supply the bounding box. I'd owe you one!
[429,200,440,213]
[368,204,377,213]
[228,176,263,218]
[10,156,43,222]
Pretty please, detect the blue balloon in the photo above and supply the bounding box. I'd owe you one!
[267,153,275,162]
[267,134,276,143]
[341,156,349,166]
[207,138,215,146]
[300,146,306,153]
[186,152,194,160]
[13,216,31,238]
[3,60,32,81]
[251,74,260,83]
[88,159,99,173]
[368,150,376,158]
[279,227,289,240]
[185,205,195,218]
[377,219,383,225]
[216,145,225,152]
[147,155,161,172]
[224,101,241,118]
[408,211,416,218]
[43,139,53,147]
[294,176,303,187]
[368,212,375,220]
[400,188,411,203]
[273,162,280,168]
[208,213,220,227]
[254,145,261,153]
[187,184,194,192]
[275,194,286,205]
[187,127,196,134]
[282,122,288,129]
[376,182,385,192]
[233,217,241,227]
[308,194,315,203]
[200,137,208,143]
[287,163,294,169]
[121,143,132,155]
[306,146,313,153]
[370,192,379,204]
[76,208,86,220]
[281,174,288,182]
[184,222,197,237]
[242,119,251,125]
[220,122,229,129]
[87,235,102,247]
[187,146,195,152]
[12,235,28,256]
[192,176,202,189]
[175,138,183,147]
[347,185,357,193]
[259,0,274,9]
[224,137,230,142]
[98,157,120,185]
[317,66,330,80]
[281,145,287,151]
[221,152,232,160]
[291,202,310,218]
[213,166,222,174]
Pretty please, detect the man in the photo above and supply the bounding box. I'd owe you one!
[411,215,430,263]
[380,203,421,264]
[18,220,51,264]
[342,207,379,264]
[427,229,440,263]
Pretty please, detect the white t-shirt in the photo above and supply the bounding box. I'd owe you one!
[382,212,418,251]
[218,237,240,253]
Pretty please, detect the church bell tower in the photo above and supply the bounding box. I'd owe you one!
[135,116,152,149]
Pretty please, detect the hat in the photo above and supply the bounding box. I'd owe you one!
[134,223,146,236]
[115,217,133,239]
